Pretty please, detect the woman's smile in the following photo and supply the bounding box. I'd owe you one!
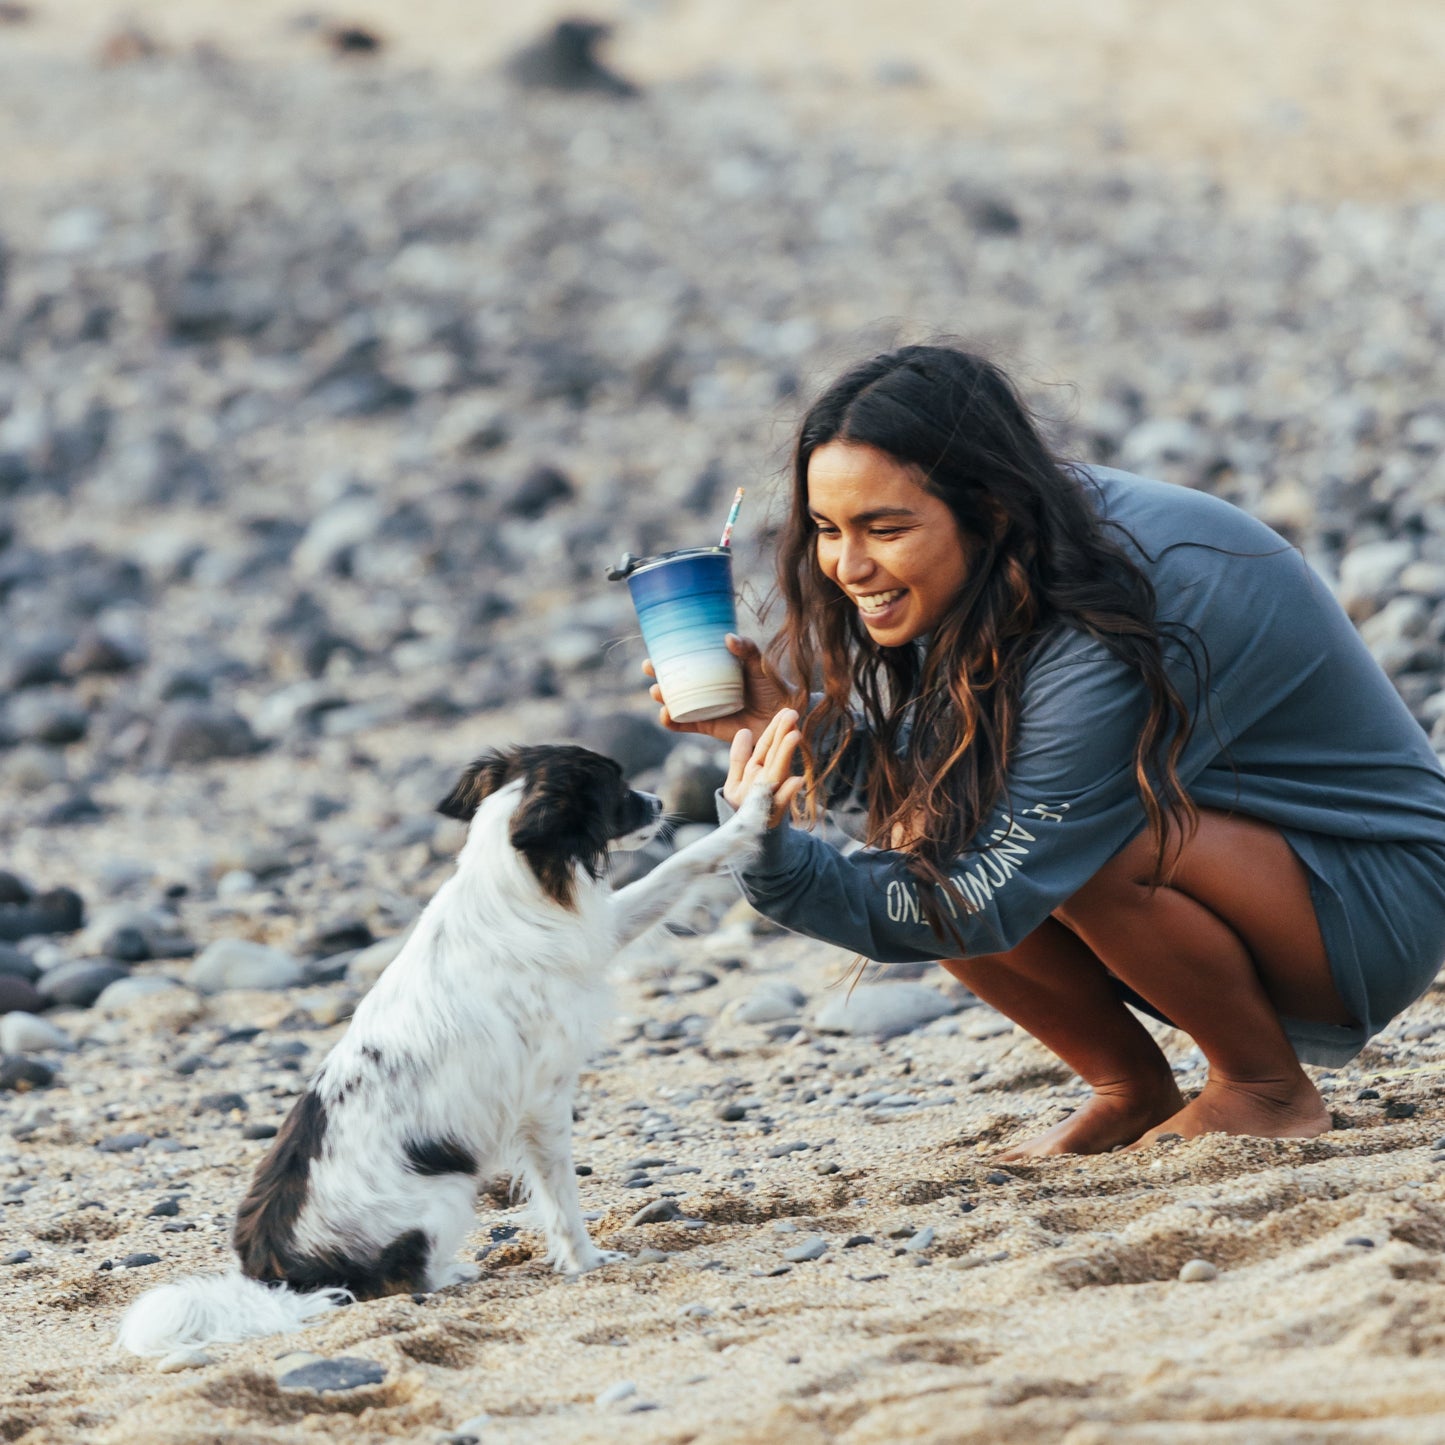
[807,441,973,645]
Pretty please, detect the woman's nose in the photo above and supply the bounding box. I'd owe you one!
[835,536,874,584]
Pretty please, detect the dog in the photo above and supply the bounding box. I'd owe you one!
[118,743,773,1357]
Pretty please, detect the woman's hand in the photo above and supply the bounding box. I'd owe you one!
[723,707,805,828]
[643,634,791,744]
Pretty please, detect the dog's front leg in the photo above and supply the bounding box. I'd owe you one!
[611,778,774,946]
[520,1105,624,1274]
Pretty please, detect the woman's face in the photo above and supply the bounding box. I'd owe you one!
[807,441,974,646]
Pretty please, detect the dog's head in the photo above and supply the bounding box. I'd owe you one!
[438,744,662,907]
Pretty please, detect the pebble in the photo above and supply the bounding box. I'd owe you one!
[627,1198,680,1227]
[96,1131,150,1152]
[730,983,806,1025]
[277,1357,386,1392]
[37,960,129,1009]
[94,975,185,1013]
[0,1012,71,1054]
[783,1235,828,1262]
[122,1253,162,1268]
[156,1349,213,1373]
[445,1415,491,1444]
[2,1249,33,1265]
[1178,1259,1219,1283]
[813,983,957,1037]
[187,938,302,994]
[903,1227,936,1253]
[595,1380,638,1407]
[0,1056,55,1090]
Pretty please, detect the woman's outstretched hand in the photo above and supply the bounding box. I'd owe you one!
[722,708,804,829]
[642,634,791,744]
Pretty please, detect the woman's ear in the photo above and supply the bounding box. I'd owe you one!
[437,753,515,821]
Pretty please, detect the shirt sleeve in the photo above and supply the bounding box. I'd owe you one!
[722,637,1177,963]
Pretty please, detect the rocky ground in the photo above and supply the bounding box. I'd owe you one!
[4,6,1445,1443]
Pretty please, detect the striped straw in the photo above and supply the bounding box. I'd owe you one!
[719,486,745,548]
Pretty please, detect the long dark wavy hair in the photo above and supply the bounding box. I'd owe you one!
[771,345,1205,948]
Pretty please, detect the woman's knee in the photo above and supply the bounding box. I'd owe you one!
[1054,830,1157,931]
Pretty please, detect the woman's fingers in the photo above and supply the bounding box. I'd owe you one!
[641,658,656,679]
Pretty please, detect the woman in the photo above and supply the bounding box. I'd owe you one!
[645,344,1445,1157]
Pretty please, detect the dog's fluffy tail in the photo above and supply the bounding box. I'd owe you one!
[117,1272,351,1357]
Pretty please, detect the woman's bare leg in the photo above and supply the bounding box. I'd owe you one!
[1054,809,1348,1147]
[941,920,1184,1159]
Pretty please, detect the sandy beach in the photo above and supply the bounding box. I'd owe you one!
[4,3,1445,1441]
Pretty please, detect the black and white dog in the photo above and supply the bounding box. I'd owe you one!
[118,744,773,1357]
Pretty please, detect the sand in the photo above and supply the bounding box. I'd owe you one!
[5,4,1445,1442]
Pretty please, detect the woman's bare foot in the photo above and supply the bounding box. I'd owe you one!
[1128,1071,1331,1150]
[998,1079,1185,1160]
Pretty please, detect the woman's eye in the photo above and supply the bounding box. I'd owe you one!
[870,528,905,538]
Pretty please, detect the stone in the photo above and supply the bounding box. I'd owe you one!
[157,1348,213,1373]
[0,976,45,1016]
[2,1249,33,1265]
[187,938,302,994]
[278,1357,386,1392]
[0,1055,54,1090]
[730,982,806,1025]
[1178,1258,1218,1283]
[903,1226,936,1253]
[96,1132,150,1152]
[507,20,638,97]
[594,1380,638,1407]
[0,944,40,981]
[0,887,85,942]
[7,691,89,745]
[0,1012,72,1053]
[122,1252,162,1268]
[94,975,186,1013]
[573,712,676,778]
[783,1235,828,1262]
[37,960,129,1008]
[148,703,259,768]
[660,742,730,822]
[813,983,957,1037]
[1338,539,1416,615]
[628,1198,681,1227]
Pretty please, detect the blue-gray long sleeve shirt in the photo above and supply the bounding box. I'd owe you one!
[722,468,1445,964]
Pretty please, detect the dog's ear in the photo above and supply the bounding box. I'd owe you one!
[509,755,617,907]
[437,753,514,821]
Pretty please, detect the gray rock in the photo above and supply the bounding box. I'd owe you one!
[573,712,676,778]
[1338,539,1416,614]
[96,1131,150,1152]
[148,703,259,768]
[730,982,806,1025]
[37,959,129,1008]
[783,1235,828,1262]
[627,1198,681,1227]
[157,1348,213,1373]
[660,742,729,822]
[278,1357,386,1392]
[813,982,958,1037]
[0,1012,74,1053]
[94,974,186,1013]
[1178,1258,1218,1283]
[594,1379,638,1408]
[8,691,88,745]
[187,938,302,994]
[0,1056,54,1090]
[903,1226,936,1253]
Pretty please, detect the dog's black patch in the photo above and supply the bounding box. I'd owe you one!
[404,1136,478,1177]
[283,1228,435,1302]
[361,1044,383,1067]
[233,1088,328,1284]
